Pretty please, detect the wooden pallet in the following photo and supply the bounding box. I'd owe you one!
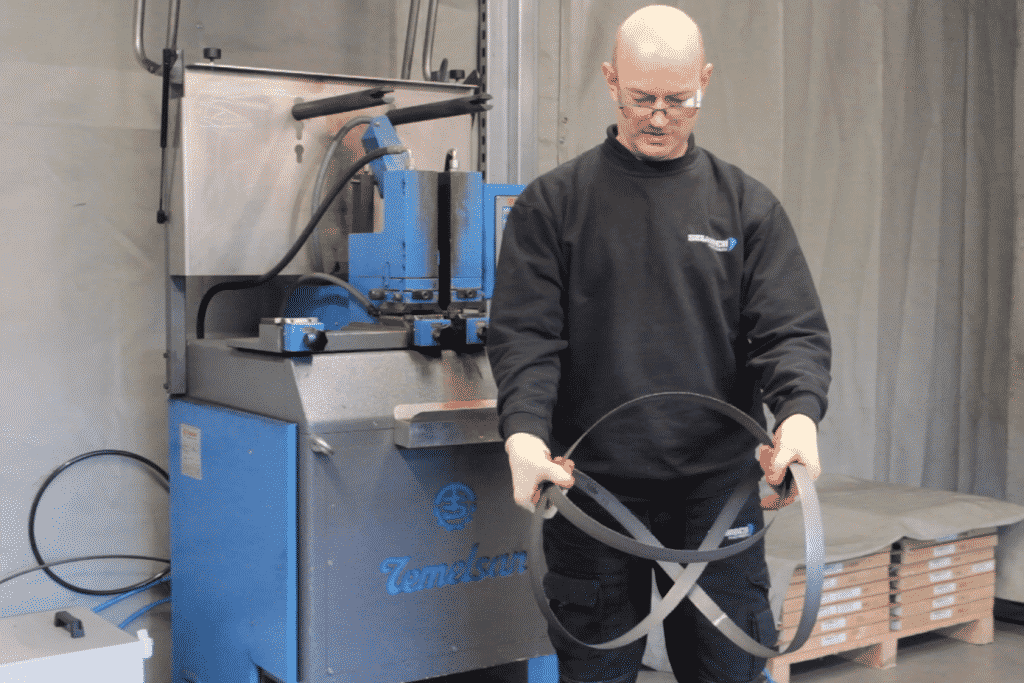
[766,533,998,683]
[765,609,993,683]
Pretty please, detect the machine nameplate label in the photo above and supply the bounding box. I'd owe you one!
[380,543,527,595]
[180,424,202,480]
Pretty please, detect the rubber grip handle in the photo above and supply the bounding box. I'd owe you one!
[385,94,492,126]
[291,88,395,120]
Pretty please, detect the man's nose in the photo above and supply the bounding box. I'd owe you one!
[649,109,670,126]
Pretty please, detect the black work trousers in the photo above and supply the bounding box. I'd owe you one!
[542,483,776,683]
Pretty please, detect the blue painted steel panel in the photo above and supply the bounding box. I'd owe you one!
[281,320,326,352]
[283,285,376,328]
[482,184,525,298]
[361,117,411,177]
[452,172,484,285]
[464,316,488,345]
[349,171,426,292]
[528,654,559,683]
[413,318,450,347]
[169,399,297,683]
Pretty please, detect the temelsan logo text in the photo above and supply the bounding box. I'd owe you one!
[380,543,527,595]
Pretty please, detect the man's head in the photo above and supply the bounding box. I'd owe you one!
[601,5,713,161]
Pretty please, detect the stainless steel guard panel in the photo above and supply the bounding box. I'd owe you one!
[171,66,476,276]
[186,339,498,432]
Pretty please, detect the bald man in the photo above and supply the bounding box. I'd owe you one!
[487,6,831,683]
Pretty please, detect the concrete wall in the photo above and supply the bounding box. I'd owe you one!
[0,3,396,682]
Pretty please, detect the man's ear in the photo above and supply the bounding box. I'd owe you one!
[702,62,714,90]
[601,61,618,102]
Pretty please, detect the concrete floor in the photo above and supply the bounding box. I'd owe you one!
[637,619,1024,683]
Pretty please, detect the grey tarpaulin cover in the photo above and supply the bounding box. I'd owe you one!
[763,474,1024,620]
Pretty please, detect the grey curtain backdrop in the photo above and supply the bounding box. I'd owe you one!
[0,2,1021,683]
[539,0,1022,603]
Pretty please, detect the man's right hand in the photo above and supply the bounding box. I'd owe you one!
[505,432,575,515]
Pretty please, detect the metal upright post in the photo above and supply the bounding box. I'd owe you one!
[482,0,539,185]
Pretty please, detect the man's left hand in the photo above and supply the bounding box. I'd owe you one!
[759,413,820,510]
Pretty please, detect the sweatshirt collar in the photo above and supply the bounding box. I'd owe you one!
[603,125,699,175]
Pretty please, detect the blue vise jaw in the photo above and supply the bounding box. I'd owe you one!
[361,117,412,182]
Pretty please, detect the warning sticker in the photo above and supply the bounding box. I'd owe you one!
[181,424,202,480]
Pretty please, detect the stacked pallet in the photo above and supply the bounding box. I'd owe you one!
[889,529,997,639]
[766,550,893,683]
[766,531,998,683]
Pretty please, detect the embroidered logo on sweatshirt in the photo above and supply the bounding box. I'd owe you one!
[688,234,737,252]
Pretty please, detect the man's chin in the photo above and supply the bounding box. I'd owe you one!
[633,142,676,161]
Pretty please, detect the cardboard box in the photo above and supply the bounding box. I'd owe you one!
[791,550,890,582]
[786,564,890,599]
[780,604,890,642]
[890,547,994,578]
[891,559,996,591]
[890,584,995,618]
[893,571,995,604]
[890,598,994,632]
[894,534,997,565]
[781,592,892,629]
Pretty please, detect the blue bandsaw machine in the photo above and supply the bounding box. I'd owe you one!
[163,66,552,683]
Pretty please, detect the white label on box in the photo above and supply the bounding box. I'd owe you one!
[930,608,954,621]
[932,595,956,609]
[819,600,863,618]
[928,557,953,571]
[822,577,839,590]
[933,582,958,596]
[181,424,202,481]
[820,633,847,647]
[929,569,954,583]
[822,586,862,605]
[823,562,845,576]
[933,544,957,557]
[971,560,995,574]
[820,617,847,632]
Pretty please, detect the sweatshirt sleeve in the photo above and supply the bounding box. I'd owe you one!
[486,181,569,443]
[741,201,832,426]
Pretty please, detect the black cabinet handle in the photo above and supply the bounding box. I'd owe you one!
[54,611,85,638]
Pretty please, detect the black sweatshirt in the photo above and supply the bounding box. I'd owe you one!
[487,127,831,498]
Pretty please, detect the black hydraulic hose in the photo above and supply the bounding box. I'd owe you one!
[28,450,171,596]
[1,556,171,590]
[308,116,375,273]
[195,144,407,339]
[311,116,374,219]
[278,272,379,319]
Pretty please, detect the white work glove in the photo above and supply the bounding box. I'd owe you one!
[505,432,575,517]
[758,413,821,510]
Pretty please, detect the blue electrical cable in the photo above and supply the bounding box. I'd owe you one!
[93,576,170,614]
[118,596,170,630]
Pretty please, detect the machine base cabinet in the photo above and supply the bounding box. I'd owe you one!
[169,347,556,683]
